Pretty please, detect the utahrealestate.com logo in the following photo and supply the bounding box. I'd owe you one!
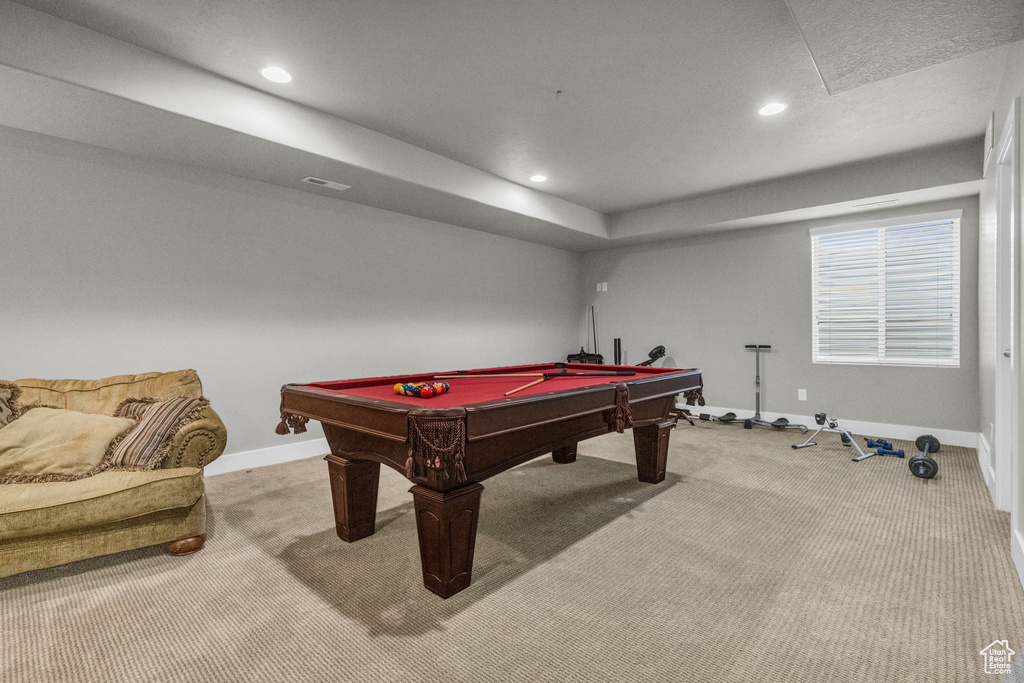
[980,640,1016,675]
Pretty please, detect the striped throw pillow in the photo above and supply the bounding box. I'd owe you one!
[111,397,209,470]
[117,397,158,420]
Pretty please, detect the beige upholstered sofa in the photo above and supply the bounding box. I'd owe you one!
[0,370,227,578]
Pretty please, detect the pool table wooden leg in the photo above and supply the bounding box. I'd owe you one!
[632,419,675,484]
[410,483,484,599]
[552,441,578,464]
[325,454,380,542]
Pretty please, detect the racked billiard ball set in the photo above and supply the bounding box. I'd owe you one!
[393,381,450,398]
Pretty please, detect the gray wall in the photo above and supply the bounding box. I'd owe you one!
[1,127,583,453]
[581,198,980,432]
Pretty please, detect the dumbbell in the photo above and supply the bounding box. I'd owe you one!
[909,434,940,479]
[866,438,905,458]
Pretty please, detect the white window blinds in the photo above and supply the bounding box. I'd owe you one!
[810,210,961,367]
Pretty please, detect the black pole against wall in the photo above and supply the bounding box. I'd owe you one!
[613,338,622,365]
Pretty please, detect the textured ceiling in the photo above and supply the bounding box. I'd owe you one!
[786,0,1024,94]
[9,0,1012,215]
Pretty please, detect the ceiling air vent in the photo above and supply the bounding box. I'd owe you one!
[852,198,900,210]
[301,176,350,192]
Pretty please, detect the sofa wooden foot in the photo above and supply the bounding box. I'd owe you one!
[168,534,206,556]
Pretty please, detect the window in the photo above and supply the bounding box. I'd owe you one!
[811,210,961,367]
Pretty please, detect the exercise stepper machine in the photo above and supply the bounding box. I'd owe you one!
[718,345,806,432]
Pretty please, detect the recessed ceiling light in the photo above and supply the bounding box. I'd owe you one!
[530,175,547,182]
[758,102,787,116]
[260,66,292,83]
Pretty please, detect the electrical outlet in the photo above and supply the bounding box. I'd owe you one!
[596,283,602,291]
[601,282,608,291]
[798,389,807,401]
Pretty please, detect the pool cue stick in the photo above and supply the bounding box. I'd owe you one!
[434,369,635,381]
[591,305,598,355]
[504,369,637,396]
[504,377,547,396]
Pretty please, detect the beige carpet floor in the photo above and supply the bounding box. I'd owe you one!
[2,422,1023,682]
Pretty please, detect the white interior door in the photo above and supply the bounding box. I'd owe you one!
[994,99,1023,586]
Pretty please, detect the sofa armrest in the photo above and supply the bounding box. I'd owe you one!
[160,406,228,470]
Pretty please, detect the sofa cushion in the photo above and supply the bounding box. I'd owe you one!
[0,467,203,541]
[110,397,210,470]
[0,381,20,428]
[14,370,203,416]
[0,408,136,484]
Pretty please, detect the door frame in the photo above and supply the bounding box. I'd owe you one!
[995,99,1020,513]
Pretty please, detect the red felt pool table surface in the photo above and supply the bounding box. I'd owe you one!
[306,362,686,408]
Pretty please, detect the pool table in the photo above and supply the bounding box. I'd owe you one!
[277,362,702,598]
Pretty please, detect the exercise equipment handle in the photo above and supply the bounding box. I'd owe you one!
[745,344,772,349]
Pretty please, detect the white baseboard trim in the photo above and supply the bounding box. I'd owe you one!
[205,437,329,476]
[1013,527,1024,593]
[677,404,979,449]
[977,433,998,503]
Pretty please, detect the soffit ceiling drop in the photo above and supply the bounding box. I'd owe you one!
[0,0,1011,250]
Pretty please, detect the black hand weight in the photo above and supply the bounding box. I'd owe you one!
[909,435,940,479]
